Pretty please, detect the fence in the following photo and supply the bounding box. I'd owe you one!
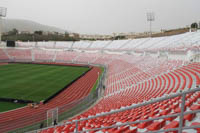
[33,87,200,133]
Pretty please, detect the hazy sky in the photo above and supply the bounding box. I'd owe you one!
[0,0,200,34]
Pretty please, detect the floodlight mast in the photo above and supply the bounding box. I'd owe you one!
[0,7,7,43]
[147,12,155,37]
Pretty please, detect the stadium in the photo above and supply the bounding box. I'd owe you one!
[0,1,200,133]
[0,30,200,132]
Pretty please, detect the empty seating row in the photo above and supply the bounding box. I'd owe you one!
[0,48,199,133]
[14,30,199,52]
[38,50,200,133]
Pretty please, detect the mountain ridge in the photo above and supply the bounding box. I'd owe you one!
[1,19,66,33]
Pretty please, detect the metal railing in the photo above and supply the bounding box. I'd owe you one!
[1,52,199,133]
[34,87,200,133]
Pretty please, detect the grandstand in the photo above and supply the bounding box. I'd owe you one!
[0,30,200,133]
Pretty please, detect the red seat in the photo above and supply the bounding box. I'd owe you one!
[191,122,200,133]
[147,120,165,131]
[190,104,200,111]
[184,113,196,121]
[114,126,129,133]
[164,121,179,133]
[107,127,118,132]
[149,110,159,117]
[164,113,177,121]
[171,103,179,110]
[160,108,171,115]
[174,106,186,113]
[126,128,137,133]
[137,121,153,129]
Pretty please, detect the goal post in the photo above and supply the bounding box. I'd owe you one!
[47,108,58,126]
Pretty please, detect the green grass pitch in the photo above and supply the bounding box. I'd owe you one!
[0,63,90,112]
[0,101,26,112]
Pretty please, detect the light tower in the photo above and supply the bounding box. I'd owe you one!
[147,12,155,37]
[0,7,7,43]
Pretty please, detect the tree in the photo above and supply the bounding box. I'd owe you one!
[191,22,198,29]
[113,35,126,40]
[8,28,18,35]
[34,30,43,35]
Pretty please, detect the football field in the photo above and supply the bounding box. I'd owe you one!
[0,63,90,112]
